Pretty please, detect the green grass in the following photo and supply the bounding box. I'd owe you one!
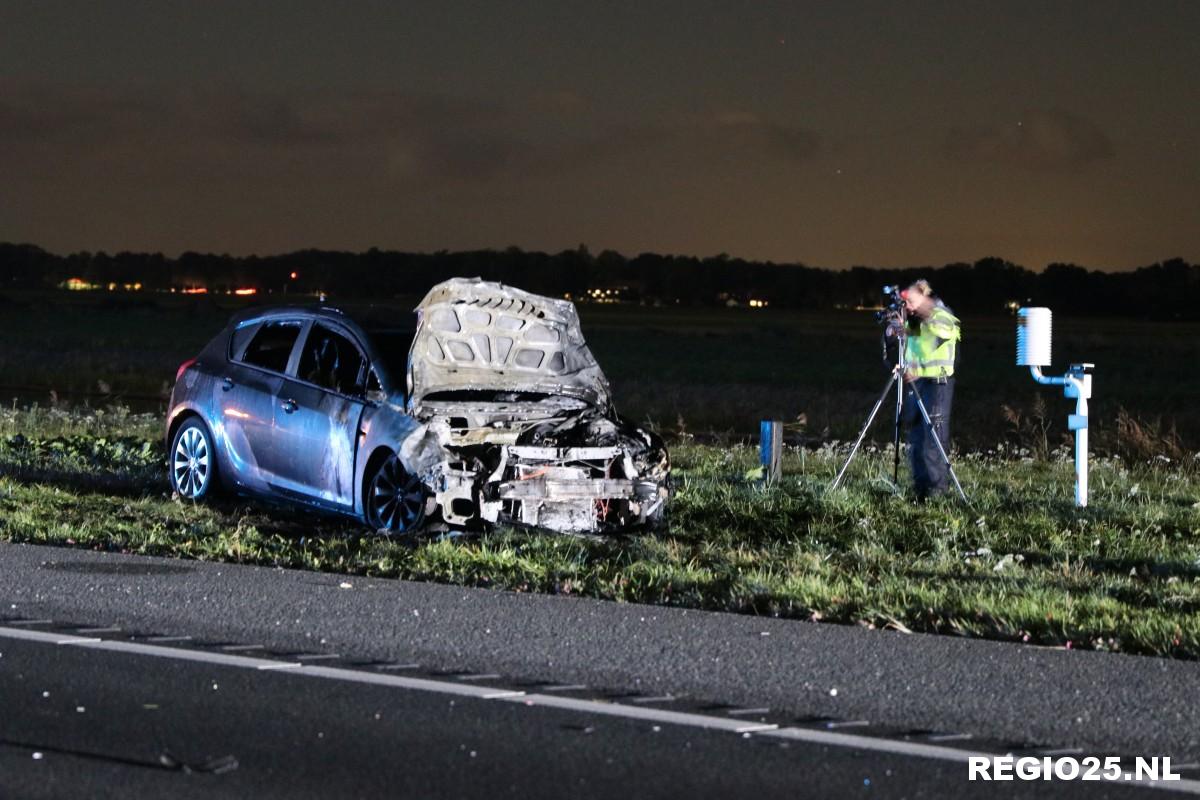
[2,406,1197,659]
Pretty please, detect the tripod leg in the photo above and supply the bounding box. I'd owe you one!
[909,386,970,504]
[831,373,897,490]
[892,375,903,483]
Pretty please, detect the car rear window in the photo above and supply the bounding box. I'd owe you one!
[241,320,302,373]
[229,321,261,360]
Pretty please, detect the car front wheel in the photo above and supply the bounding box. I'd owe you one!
[366,453,426,535]
[170,418,218,500]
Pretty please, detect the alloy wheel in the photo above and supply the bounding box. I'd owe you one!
[369,455,426,533]
[172,425,211,499]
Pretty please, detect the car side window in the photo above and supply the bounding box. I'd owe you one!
[298,324,368,396]
[229,321,261,361]
[240,320,302,373]
[366,368,384,395]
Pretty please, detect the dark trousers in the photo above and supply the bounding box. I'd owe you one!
[902,377,954,498]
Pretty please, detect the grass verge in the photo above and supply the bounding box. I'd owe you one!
[1,406,1198,659]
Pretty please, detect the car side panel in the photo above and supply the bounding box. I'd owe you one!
[209,360,286,493]
[272,377,365,507]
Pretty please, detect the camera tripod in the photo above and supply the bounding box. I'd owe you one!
[830,314,969,504]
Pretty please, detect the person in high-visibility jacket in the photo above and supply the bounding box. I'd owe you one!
[901,279,960,500]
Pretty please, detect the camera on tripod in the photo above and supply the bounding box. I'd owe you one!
[831,281,969,504]
[875,285,906,334]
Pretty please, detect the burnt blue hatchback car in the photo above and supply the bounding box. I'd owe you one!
[166,278,670,535]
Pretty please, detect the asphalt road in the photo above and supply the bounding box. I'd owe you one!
[2,632,1091,800]
[2,540,1198,797]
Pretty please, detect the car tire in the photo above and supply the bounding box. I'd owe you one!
[170,418,219,501]
[365,453,427,535]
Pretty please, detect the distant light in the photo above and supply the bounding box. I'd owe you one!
[182,287,208,295]
[234,288,257,296]
[289,271,298,280]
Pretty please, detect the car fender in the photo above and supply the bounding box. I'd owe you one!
[354,401,428,518]
[165,401,239,492]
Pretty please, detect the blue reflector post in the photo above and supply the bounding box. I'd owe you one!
[760,420,783,483]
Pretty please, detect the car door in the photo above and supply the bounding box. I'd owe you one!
[272,322,369,507]
[219,317,305,489]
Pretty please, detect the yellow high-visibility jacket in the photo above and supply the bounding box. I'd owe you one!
[906,305,960,379]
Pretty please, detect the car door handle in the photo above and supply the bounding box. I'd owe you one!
[281,399,298,414]
[221,377,235,391]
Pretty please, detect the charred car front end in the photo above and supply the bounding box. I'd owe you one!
[165,278,669,535]
[405,279,668,532]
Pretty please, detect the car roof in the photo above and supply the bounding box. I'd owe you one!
[229,304,416,336]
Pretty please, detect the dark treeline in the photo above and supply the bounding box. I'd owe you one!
[2,242,1198,318]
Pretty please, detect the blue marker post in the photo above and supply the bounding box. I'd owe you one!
[760,420,783,483]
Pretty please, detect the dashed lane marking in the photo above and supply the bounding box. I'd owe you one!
[629,695,677,704]
[726,707,772,716]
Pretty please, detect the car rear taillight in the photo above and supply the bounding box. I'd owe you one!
[175,358,198,384]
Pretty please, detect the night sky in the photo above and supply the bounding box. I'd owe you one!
[2,1,1197,269]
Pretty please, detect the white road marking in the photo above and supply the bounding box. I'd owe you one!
[763,725,989,761]
[2,625,1198,794]
[502,693,779,734]
[630,695,676,704]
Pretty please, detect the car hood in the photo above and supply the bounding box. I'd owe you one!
[408,278,613,411]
